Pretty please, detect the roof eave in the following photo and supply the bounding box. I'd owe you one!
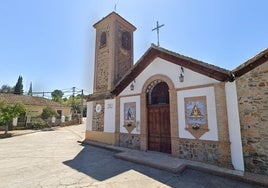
[112,45,233,95]
[93,12,136,31]
[233,48,268,78]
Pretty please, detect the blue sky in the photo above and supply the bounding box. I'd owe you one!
[1,0,268,95]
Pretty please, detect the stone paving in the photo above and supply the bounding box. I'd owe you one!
[0,123,265,188]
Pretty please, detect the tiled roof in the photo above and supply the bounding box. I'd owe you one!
[112,44,233,95]
[232,48,268,77]
[0,93,68,108]
[93,11,136,31]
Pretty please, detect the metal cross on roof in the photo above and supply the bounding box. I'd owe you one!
[152,21,164,46]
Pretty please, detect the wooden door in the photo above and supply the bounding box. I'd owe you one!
[148,104,171,153]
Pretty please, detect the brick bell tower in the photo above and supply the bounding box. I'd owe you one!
[92,12,136,98]
[88,12,136,132]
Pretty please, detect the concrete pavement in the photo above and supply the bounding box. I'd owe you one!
[84,140,268,187]
[0,123,266,187]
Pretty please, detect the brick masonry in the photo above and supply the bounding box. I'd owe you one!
[95,47,109,92]
[214,83,232,168]
[114,23,133,84]
[90,13,135,134]
[236,61,268,175]
[93,13,135,94]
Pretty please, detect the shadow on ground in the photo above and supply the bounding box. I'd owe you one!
[63,144,173,183]
[63,144,264,188]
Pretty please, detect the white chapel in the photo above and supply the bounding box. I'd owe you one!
[86,12,268,175]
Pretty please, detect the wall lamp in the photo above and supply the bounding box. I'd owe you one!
[130,79,136,90]
[179,66,184,82]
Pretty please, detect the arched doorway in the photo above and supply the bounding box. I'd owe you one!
[147,80,171,153]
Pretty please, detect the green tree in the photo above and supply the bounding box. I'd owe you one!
[41,107,58,120]
[14,76,23,95]
[0,85,13,93]
[0,100,26,135]
[62,94,86,116]
[51,89,64,103]
[27,82,33,96]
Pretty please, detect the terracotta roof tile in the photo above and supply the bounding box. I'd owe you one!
[0,93,68,108]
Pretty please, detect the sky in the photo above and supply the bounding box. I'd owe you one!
[1,0,268,96]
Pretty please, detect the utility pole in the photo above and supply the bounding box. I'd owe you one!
[72,87,75,114]
[81,90,84,118]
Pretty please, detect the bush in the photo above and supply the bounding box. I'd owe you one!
[31,118,46,129]
[41,107,58,120]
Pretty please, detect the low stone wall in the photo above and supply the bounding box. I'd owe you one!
[119,133,141,150]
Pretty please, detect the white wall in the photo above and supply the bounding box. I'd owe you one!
[12,117,18,126]
[86,102,93,131]
[120,96,141,134]
[104,99,115,133]
[177,87,218,141]
[225,82,244,171]
[119,57,219,96]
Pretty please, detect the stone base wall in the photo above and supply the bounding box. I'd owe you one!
[119,133,141,150]
[178,139,219,164]
[236,62,268,175]
[177,138,232,168]
[92,100,105,131]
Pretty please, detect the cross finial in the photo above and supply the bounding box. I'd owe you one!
[152,21,164,46]
[114,4,117,12]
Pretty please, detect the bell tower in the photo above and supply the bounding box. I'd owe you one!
[93,12,136,96]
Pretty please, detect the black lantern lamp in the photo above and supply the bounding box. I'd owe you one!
[130,79,136,91]
[179,67,184,82]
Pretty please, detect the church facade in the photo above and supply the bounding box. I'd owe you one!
[86,12,268,175]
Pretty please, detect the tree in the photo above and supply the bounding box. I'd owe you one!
[41,107,59,120]
[14,76,23,95]
[62,94,86,116]
[51,90,64,102]
[28,82,33,96]
[0,100,26,135]
[0,85,13,93]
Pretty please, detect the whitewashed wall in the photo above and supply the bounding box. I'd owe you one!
[120,96,141,134]
[86,102,93,131]
[119,57,219,96]
[104,99,116,133]
[12,117,18,126]
[225,82,244,171]
[177,87,218,141]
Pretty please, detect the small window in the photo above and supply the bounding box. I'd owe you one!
[100,32,106,48]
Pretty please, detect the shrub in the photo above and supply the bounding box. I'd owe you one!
[41,107,58,120]
[31,118,46,129]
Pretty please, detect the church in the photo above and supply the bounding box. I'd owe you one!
[86,12,268,175]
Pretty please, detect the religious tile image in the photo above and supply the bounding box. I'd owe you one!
[124,102,136,133]
[185,96,208,130]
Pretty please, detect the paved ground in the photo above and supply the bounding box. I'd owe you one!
[0,123,265,188]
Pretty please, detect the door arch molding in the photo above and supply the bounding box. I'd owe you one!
[140,74,177,153]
